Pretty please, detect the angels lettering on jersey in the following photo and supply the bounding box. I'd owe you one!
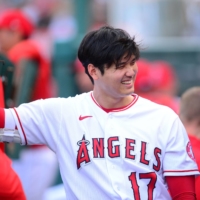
[76,134,162,172]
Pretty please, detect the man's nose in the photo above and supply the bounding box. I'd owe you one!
[126,64,137,77]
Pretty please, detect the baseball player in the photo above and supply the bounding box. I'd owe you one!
[0,26,199,200]
[179,86,200,200]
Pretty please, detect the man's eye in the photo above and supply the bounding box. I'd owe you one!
[130,61,135,66]
[130,59,136,65]
[117,64,125,69]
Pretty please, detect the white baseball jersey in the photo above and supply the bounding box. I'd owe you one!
[5,92,199,200]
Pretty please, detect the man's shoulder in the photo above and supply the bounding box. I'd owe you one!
[68,92,91,101]
[58,92,92,107]
[36,92,91,106]
[137,95,177,114]
[137,95,161,107]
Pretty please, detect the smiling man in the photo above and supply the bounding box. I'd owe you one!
[0,26,199,200]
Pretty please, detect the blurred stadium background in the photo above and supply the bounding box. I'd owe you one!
[1,0,199,97]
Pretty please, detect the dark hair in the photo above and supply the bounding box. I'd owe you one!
[78,26,140,84]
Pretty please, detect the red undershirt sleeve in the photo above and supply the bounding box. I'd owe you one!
[166,175,196,200]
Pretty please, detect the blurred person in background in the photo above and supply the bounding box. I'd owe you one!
[135,58,180,113]
[179,86,200,200]
[0,60,26,200]
[149,60,180,113]
[0,8,58,200]
[74,58,93,93]
[0,9,57,103]
[90,0,107,31]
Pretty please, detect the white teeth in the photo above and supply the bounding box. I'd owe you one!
[122,81,132,84]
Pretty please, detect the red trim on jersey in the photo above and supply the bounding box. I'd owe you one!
[13,108,27,145]
[163,169,199,173]
[0,108,5,128]
[188,134,200,200]
[91,93,139,113]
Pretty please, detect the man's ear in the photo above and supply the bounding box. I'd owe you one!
[88,64,99,80]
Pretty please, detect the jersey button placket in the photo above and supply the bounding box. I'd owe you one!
[105,114,126,199]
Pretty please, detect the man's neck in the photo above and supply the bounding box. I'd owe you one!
[92,91,134,109]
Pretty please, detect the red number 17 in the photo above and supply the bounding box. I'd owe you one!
[129,172,157,200]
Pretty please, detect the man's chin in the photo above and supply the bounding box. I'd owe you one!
[121,89,135,97]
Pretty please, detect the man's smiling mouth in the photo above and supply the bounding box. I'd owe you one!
[121,80,133,85]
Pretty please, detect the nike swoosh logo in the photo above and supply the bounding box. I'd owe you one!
[79,115,93,121]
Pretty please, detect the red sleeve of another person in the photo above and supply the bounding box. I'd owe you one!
[189,135,200,200]
[8,39,54,101]
[0,150,26,200]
